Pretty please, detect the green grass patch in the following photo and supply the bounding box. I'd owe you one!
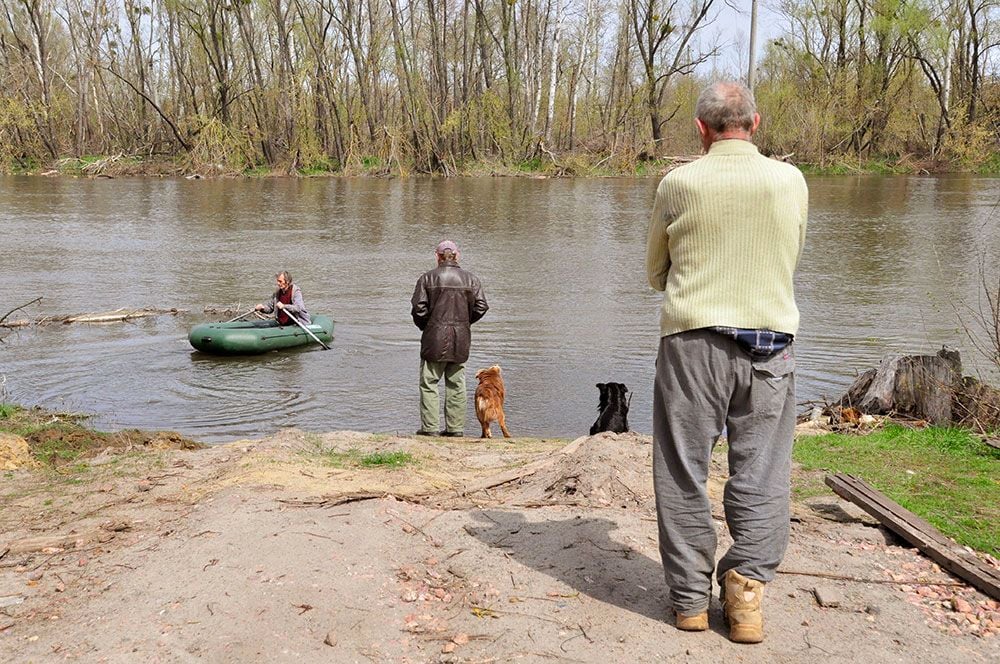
[976,152,1000,175]
[317,447,415,469]
[243,164,271,177]
[9,156,40,174]
[360,451,413,467]
[797,156,915,176]
[517,156,544,172]
[793,424,1000,555]
[298,157,339,176]
[0,405,200,468]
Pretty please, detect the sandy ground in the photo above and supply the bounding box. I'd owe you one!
[1,430,997,663]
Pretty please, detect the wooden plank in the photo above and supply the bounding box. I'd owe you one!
[827,475,1000,596]
[834,475,951,547]
[825,473,1000,601]
[831,474,972,554]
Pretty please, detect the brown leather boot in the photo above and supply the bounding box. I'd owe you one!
[721,570,764,643]
[674,610,708,631]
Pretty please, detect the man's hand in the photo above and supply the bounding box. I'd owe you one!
[275,301,284,310]
[254,304,265,312]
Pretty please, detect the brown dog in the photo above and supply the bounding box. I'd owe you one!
[474,365,511,438]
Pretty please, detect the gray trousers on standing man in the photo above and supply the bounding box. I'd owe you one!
[652,329,797,614]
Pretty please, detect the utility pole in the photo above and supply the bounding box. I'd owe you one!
[747,0,758,90]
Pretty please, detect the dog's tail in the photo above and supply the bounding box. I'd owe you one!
[627,390,633,408]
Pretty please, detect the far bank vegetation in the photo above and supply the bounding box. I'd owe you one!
[0,0,997,177]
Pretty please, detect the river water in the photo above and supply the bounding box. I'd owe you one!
[1,175,997,442]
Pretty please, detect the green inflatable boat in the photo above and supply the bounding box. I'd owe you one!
[188,315,334,355]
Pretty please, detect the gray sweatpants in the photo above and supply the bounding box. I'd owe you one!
[652,329,796,614]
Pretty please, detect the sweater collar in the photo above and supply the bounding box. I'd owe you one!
[707,139,759,156]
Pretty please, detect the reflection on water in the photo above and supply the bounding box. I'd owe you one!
[1,175,998,442]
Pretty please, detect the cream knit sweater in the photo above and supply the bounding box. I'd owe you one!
[646,139,808,337]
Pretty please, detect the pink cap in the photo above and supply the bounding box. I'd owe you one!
[435,240,459,255]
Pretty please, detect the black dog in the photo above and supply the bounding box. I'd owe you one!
[589,382,630,434]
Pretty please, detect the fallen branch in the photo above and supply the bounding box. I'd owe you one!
[777,568,965,587]
[0,297,42,326]
[0,307,186,328]
[277,491,389,507]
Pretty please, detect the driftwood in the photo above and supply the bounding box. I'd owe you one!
[839,348,963,424]
[0,307,186,328]
[826,473,1000,601]
[0,297,43,327]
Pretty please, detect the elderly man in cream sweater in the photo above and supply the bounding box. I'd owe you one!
[646,81,808,644]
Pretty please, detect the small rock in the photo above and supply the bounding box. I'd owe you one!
[102,520,130,532]
[77,558,88,567]
[0,596,25,608]
[137,481,152,492]
[865,604,881,615]
[401,590,419,603]
[26,571,43,582]
[813,586,843,608]
[323,631,337,647]
[453,633,469,645]
[441,642,456,653]
[952,597,974,614]
[401,524,416,534]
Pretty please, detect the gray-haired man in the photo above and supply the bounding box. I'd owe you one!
[255,271,310,325]
[411,240,489,437]
[646,81,808,643]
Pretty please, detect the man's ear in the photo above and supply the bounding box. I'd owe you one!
[750,112,761,135]
[695,118,708,140]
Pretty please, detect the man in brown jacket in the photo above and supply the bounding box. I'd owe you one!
[411,240,489,437]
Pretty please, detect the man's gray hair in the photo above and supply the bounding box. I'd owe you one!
[695,81,757,133]
[275,270,293,284]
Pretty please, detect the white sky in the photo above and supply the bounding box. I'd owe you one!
[706,0,785,77]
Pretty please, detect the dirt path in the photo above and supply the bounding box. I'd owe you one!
[1,430,996,662]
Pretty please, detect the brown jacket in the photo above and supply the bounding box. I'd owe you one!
[411,261,489,363]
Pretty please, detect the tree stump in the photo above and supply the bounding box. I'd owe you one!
[839,348,962,424]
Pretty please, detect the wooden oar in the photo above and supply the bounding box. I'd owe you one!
[225,309,256,323]
[282,309,331,350]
